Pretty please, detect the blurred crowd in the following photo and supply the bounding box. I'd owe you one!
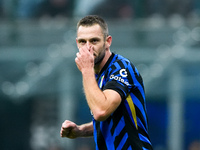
[0,0,200,19]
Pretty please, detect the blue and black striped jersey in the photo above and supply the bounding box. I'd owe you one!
[93,53,153,150]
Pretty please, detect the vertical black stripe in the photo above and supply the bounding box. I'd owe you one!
[133,88,145,108]
[111,104,124,135]
[95,121,108,150]
[123,104,144,150]
[135,106,148,131]
[114,127,126,149]
[121,140,131,150]
[142,141,154,150]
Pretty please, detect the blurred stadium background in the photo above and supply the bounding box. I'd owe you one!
[0,0,200,150]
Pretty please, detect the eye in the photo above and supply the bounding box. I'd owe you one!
[78,39,86,44]
[91,38,99,44]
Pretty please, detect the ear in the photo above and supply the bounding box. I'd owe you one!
[105,35,112,49]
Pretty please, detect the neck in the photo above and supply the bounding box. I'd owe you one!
[94,50,112,74]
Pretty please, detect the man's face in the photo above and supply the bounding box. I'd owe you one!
[76,24,106,65]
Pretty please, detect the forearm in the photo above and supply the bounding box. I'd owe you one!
[78,121,94,137]
[82,69,110,120]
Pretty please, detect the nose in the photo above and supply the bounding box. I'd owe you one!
[86,41,92,49]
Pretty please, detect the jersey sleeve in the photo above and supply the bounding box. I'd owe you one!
[103,60,134,100]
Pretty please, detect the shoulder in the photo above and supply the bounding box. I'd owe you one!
[111,53,134,70]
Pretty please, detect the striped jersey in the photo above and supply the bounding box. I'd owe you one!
[93,53,153,150]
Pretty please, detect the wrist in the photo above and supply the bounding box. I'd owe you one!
[81,68,95,76]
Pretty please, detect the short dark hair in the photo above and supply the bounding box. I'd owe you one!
[77,15,109,39]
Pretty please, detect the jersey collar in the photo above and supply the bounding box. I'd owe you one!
[96,53,115,77]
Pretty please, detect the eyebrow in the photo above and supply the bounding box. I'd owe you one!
[77,38,85,42]
[90,37,101,41]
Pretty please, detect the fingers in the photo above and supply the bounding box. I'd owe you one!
[60,126,72,137]
[75,46,94,64]
[78,45,94,55]
[75,45,94,72]
[76,51,81,59]
[60,120,73,137]
[60,120,79,139]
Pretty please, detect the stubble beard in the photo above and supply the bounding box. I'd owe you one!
[94,46,106,65]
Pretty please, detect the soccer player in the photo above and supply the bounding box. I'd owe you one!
[60,15,153,150]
